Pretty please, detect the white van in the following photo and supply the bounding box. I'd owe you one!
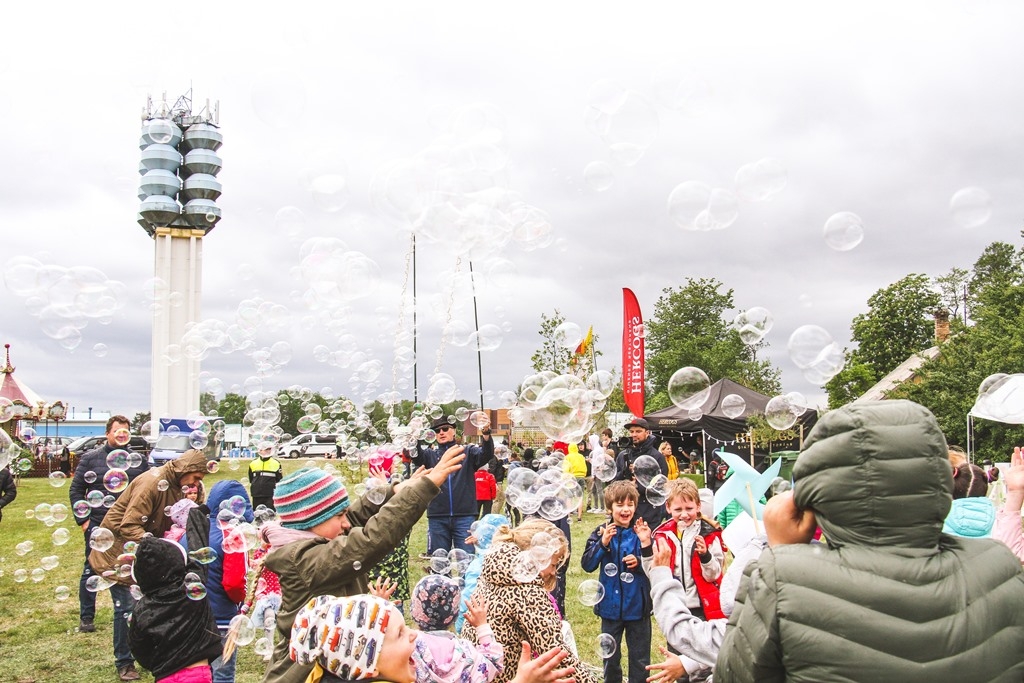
[278,434,337,459]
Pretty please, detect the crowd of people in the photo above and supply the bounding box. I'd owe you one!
[13,399,1023,682]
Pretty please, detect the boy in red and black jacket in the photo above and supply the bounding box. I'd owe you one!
[474,467,497,518]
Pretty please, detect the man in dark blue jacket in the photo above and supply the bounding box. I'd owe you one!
[68,414,150,681]
[615,418,669,528]
[409,414,493,554]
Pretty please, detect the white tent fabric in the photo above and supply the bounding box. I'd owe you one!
[970,373,1024,425]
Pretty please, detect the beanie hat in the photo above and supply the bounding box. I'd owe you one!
[290,594,392,679]
[169,498,198,528]
[410,574,461,631]
[274,468,349,530]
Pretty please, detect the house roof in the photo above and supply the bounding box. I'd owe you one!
[853,345,940,403]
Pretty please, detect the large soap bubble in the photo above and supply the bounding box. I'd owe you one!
[788,325,845,383]
[668,367,711,410]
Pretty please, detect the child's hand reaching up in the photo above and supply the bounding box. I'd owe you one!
[368,577,396,601]
[652,537,673,568]
[693,535,707,556]
[463,593,488,628]
[600,523,618,548]
[634,517,652,547]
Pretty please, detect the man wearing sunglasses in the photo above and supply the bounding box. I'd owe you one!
[410,415,493,554]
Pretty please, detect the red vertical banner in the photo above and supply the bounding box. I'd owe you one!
[622,288,645,418]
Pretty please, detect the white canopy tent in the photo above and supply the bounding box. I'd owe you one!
[967,373,1024,460]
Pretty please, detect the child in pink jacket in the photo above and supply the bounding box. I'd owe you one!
[410,574,504,683]
[994,446,1024,562]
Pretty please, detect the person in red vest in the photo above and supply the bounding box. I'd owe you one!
[475,467,497,518]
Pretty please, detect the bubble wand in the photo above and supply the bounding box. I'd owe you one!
[222,555,265,662]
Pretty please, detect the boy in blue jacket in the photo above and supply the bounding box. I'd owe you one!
[581,480,652,683]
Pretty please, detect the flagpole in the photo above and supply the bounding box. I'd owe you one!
[469,260,484,410]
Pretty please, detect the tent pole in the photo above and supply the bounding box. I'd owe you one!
[966,415,972,463]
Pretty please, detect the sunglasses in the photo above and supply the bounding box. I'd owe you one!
[437,425,455,432]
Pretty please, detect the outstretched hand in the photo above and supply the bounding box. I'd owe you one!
[634,517,652,546]
[510,642,576,683]
[368,577,396,600]
[427,445,467,487]
[463,593,488,628]
[1004,446,1024,512]
[652,537,673,568]
[646,647,684,683]
[763,490,817,547]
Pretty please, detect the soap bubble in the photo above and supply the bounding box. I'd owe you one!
[352,560,362,571]
[668,367,711,410]
[592,452,617,482]
[16,540,34,555]
[50,503,68,522]
[788,325,845,383]
[73,499,90,517]
[228,615,256,646]
[646,474,669,506]
[430,548,452,575]
[771,477,792,496]
[254,637,273,656]
[106,450,129,469]
[40,555,59,570]
[86,574,113,592]
[631,455,661,487]
[13,569,28,583]
[732,307,774,345]
[87,490,105,508]
[185,582,207,600]
[823,212,864,251]
[52,528,71,546]
[189,547,218,564]
[48,471,67,487]
[111,428,131,447]
[206,461,219,473]
[55,585,71,601]
[84,470,97,484]
[950,187,992,229]
[19,426,36,443]
[553,322,583,349]
[620,571,635,584]
[130,584,144,600]
[668,182,740,231]
[603,562,618,577]
[511,552,540,583]
[721,394,747,419]
[765,395,800,430]
[157,480,169,492]
[577,579,605,606]
[597,633,617,658]
[734,158,787,202]
[103,469,129,493]
[89,527,115,552]
[364,477,387,505]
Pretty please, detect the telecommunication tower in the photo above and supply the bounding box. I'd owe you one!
[137,91,222,421]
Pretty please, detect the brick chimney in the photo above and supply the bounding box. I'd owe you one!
[934,309,950,343]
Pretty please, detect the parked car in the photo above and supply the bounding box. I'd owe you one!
[65,434,152,469]
[148,418,220,466]
[278,434,337,459]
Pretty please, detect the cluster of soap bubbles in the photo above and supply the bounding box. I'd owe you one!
[509,530,566,584]
[2,256,127,350]
[787,325,845,383]
[732,307,774,346]
[510,369,616,443]
[975,373,1024,423]
[504,465,585,523]
[371,103,554,260]
[428,548,473,579]
[630,455,669,506]
[667,157,787,232]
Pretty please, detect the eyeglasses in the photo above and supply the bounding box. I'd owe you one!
[437,425,455,432]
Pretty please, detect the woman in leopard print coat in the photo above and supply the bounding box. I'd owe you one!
[462,519,599,683]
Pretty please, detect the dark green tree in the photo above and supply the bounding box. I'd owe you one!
[215,393,247,425]
[644,278,781,412]
[199,392,218,417]
[825,274,941,408]
[530,309,574,375]
[130,411,150,432]
[888,234,1024,456]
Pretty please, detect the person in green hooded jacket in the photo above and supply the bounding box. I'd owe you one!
[716,400,1024,682]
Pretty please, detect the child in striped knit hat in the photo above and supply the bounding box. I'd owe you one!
[262,448,468,683]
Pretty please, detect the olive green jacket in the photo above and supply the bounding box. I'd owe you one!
[262,477,439,683]
[716,400,1024,682]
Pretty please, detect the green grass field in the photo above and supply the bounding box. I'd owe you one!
[0,461,666,683]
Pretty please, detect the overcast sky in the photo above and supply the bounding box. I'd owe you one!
[1,1,1021,423]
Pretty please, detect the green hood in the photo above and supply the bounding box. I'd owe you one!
[793,400,952,551]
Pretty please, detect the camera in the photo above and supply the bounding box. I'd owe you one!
[617,436,631,449]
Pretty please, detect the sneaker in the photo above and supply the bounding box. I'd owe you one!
[118,664,141,681]
[78,620,96,633]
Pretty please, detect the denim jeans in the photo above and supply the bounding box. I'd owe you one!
[109,582,137,669]
[79,525,97,622]
[210,627,237,683]
[426,515,475,554]
[601,617,652,683]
